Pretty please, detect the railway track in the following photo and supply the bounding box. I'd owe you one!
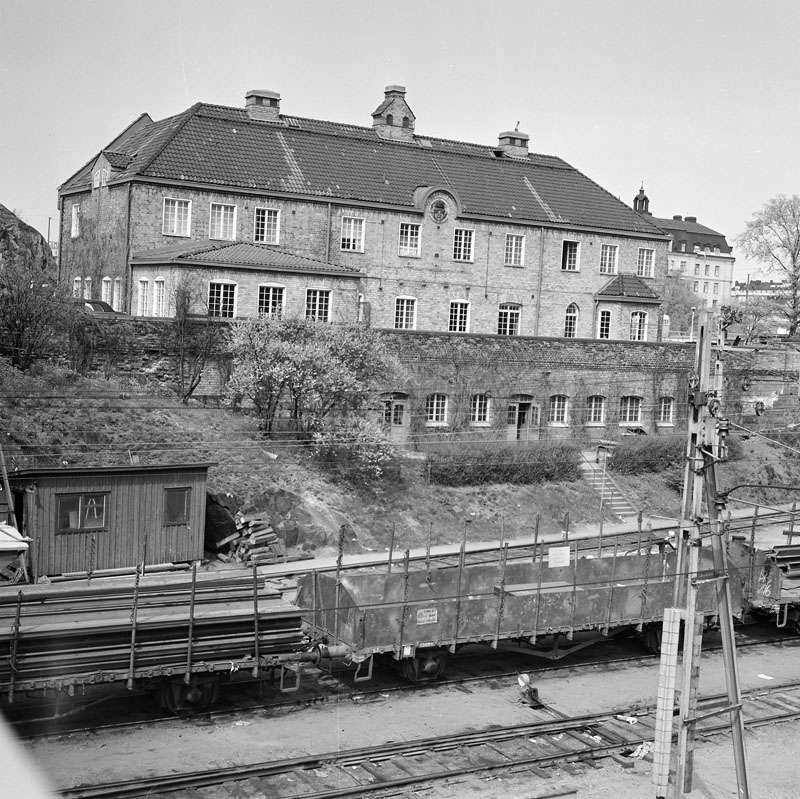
[59,681,800,799]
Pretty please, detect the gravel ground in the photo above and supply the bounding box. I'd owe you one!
[7,640,799,799]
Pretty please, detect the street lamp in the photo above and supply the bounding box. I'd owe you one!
[689,306,696,342]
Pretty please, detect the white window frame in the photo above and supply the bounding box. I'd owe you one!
[162,197,191,237]
[448,300,470,333]
[398,222,421,257]
[497,303,521,336]
[101,168,109,186]
[153,278,166,317]
[82,277,92,299]
[394,297,417,330]
[586,395,606,425]
[340,216,365,252]
[208,280,237,318]
[561,240,580,271]
[425,393,448,426]
[209,202,237,241]
[599,244,618,274]
[137,278,150,316]
[564,303,578,338]
[637,247,654,277]
[258,284,285,316]
[254,207,280,244]
[113,278,123,311]
[619,396,642,425]
[598,309,611,339]
[101,277,112,304]
[306,288,331,322]
[92,170,101,189]
[504,233,525,267]
[630,311,648,341]
[658,396,674,425]
[548,395,569,425]
[453,228,474,262]
[70,204,81,238]
[470,393,490,426]
[72,276,81,298]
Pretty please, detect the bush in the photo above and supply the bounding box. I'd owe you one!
[311,418,400,481]
[607,436,685,476]
[427,442,581,487]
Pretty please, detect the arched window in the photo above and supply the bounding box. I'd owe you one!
[586,395,605,425]
[620,396,642,424]
[153,278,166,317]
[630,311,648,341]
[402,116,411,128]
[72,276,82,298]
[137,278,150,316]
[83,277,92,299]
[101,277,112,304]
[564,303,578,337]
[386,114,394,126]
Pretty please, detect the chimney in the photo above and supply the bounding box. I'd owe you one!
[496,131,530,158]
[245,89,281,122]
[673,215,682,221]
[685,216,697,223]
[372,85,415,141]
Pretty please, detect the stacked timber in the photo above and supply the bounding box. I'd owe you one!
[217,513,287,565]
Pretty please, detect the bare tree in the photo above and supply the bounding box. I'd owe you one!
[737,195,800,336]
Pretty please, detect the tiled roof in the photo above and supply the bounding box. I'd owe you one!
[60,102,666,237]
[650,215,732,254]
[596,275,660,303]
[103,151,133,169]
[130,240,360,277]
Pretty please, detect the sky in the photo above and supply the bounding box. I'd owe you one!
[3,0,800,283]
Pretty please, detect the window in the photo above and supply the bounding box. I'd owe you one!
[306,289,331,322]
[714,264,720,277]
[162,198,191,236]
[587,395,606,425]
[599,244,617,274]
[598,309,611,339]
[504,234,525,266]
[449,300,470,333]
[564,303,578,338]
[713,283,719,295]
[208,281,236,318]
[210,202,236,240]
[341,216,365,251]
[470,393,490,425]
[82,277,92,299]
[704,264,710,276]
[101,277,112,304]
[258,285,284,316]
[680,241,686,252]
[57,493,108,532]
[693,281,699,292]
[548,395,568,425]
[70,204,80,238]
[164,488,190,525]
[254,207,280,244]
[637,248,654,277]
[453,228,474,261]
[630,311,647,341]
[72,276,81,298]
[425,393,448,425]
[694,263,700,276]
[113,278,123,311]
[398,223,421,257]
[153,278,165,317]
[620,396,642,424]
[680,260,687,273]
[658,397,674,425]
[137,279,150,316]
[394,297,417,329]
[703,282,709,294]
[561,240,579,271]
[101,168,109,186]
[93,170,101,189]
[497,303,521,335]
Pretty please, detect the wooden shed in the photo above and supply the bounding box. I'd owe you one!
[8,463,215,579]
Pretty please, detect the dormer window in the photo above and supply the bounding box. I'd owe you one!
[402,116,410,128]
[386,114,393,126]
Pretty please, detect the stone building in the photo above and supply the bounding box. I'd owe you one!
[58,86,669,341]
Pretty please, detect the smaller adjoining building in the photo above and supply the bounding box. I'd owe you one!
[633,187,735,310]
[8,463,215,579]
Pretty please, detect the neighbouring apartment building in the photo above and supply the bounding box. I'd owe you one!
[633,187,735,310]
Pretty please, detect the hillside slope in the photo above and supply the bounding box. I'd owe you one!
[0,360,796,559]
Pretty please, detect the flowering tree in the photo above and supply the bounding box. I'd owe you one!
[225,317,400,436]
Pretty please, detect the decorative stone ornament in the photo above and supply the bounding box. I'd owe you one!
[429,198,449,223]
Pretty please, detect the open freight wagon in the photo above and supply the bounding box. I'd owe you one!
[296,536,739,682]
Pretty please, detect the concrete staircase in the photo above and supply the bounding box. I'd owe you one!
[579,453,638,520]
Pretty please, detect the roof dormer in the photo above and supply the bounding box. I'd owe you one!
[372,85,415,142]
[495,130,530,158]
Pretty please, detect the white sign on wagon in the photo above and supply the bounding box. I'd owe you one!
[547,545,571,568]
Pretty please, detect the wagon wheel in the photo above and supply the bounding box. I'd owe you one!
[159,677,219,713]
[642,623,663,655]
[399,651,448,683]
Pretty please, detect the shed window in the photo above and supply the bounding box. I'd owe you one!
[57,493,108,532]
[164,488,191,525]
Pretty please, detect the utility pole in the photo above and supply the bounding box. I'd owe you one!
[652,311,750,798]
